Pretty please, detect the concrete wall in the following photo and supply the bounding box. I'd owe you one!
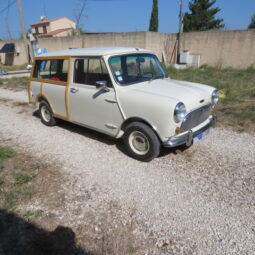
[0,30,254,68]
[180,29,255,68]
[37,32,147,51]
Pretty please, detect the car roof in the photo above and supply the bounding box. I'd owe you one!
[37,47,153,58]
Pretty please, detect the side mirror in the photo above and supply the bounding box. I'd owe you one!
[96,81,110,91]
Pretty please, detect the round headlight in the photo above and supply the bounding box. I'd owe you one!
[212,90,219,106]
[174,102,186,123]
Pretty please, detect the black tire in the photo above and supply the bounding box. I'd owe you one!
[39,101,57,126]
[123,122,160,162]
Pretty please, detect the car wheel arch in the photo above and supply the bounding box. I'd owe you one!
[37,95,53,112]
[120,117,162,142]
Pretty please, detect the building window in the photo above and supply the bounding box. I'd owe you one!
[43,25,47,34]
[35,27,39,34]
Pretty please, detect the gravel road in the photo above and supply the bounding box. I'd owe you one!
[0,88,254,254]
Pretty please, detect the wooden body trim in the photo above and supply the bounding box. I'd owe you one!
[28,56,72,121]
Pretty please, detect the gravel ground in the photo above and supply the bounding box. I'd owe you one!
[0,88,255,254]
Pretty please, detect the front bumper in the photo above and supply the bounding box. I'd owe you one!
[163,115,216,148]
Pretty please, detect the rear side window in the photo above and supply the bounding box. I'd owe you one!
[74,57,112,87]
[33,59,69,82]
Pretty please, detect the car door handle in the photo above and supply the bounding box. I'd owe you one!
[70,88,79,93]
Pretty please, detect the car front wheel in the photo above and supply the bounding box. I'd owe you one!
[123,122,160,162]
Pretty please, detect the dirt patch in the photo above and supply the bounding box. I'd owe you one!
[0,140,154,255]
[12,101,28,107]
[217,103,255,134]
[0,98,11,103]
[0,97,31,114]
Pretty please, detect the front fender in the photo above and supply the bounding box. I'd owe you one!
[117,87,179,141]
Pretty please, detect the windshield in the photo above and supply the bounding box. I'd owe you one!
[109,54,167,85]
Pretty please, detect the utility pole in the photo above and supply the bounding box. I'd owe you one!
[16,0,30,62]
[177,0,183,63]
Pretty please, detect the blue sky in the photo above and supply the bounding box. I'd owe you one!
[0,0,254,39]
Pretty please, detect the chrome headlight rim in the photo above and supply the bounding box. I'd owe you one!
[174,102,186,123]
[211,90,219,106]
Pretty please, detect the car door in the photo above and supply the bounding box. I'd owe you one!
[68,57,123,136]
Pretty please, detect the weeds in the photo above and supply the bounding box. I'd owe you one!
[3,190,17,208]
[129,246,139,253]
[27,162,48,170]
[18,186,35,199]
[0,63,28,72]
[0,77,29,91]
[0,146,14,161]
[23,209,43,217]
[0,162,3,171]
[13,173,33,185]
[0,146,14,171]
[0,177,4,185]
[0,146,41,209]
[167,65,255,128]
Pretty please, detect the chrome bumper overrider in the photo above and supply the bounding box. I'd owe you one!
[163,115,216,148]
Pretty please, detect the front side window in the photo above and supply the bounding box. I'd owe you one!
[33,59,68,82]
[109,54,167,85]
[74,57,112,86]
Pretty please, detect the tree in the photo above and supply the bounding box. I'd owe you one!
[248,14,255,29]
[149,0,158,32]
[183,0,224,32]
[73,0,87,34]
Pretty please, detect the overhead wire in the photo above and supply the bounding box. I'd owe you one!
[0,0,16,15]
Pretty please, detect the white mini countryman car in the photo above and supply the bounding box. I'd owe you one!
[28,47,218,161]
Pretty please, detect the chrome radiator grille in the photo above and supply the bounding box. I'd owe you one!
[181,104,211,131]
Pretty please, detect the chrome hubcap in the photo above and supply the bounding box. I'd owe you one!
[129,131,150,155]
[41,106,51,122]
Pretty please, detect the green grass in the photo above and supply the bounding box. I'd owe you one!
[0,76,29,91]
[23,162,48,171]
[0,146,14,161]
[0,177,4,185]
[23,209,43,218]
[0,63,28,72]
[129,246,139,253]
[0,146,39,209]
[13,173,33,185]
[2,186,35,209]
[0,147,14,171]
[3,190,17,208]
[167,65,255,126]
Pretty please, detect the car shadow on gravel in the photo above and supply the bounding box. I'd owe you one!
[33,110,116,146]
[0,209,92,255]
[159,145,190,158]
[33,110,188,159]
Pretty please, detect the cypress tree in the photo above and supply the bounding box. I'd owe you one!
[183,0,224,32]
[149,0,159,32]
[248,14,255,29]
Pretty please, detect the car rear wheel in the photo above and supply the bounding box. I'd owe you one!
[39,101,57,126]
[123,122,160,162]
